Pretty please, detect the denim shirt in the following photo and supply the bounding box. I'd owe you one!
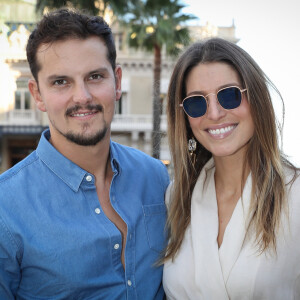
[0,130,169,300]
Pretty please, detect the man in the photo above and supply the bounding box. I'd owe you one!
[0,8,169,299]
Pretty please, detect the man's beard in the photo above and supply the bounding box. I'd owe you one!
[52,103,109,146]
[64,127,108,146]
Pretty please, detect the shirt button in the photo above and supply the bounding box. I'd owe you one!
[114,243,120,250]
[127,280,132,287]
[95,208,101,214]
[86,175,92,182]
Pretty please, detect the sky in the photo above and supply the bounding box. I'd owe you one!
[181,0,300,166]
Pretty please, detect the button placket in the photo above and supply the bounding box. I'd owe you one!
[124,228,136,293]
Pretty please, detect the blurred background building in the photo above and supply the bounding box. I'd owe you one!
[0,0,238,173]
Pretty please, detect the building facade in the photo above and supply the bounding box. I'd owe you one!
[0,0,238,173]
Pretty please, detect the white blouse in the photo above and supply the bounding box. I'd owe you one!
[163,158,300,300]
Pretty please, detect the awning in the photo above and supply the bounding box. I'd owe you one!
[0,125,48,137]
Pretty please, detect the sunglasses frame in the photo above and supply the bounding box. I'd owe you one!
[180,85,247,118]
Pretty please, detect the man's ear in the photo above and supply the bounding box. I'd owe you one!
[28,79,46,112]
[115,65,122,101]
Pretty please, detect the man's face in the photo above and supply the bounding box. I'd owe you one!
[29,36,122,147]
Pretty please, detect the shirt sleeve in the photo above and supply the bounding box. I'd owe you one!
[164,181,173,209]
[158,160,170,193]
[0,217,20,299]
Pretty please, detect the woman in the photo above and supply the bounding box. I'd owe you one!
[163,38,300,299]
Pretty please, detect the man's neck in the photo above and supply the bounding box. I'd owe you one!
[49,130,111,179]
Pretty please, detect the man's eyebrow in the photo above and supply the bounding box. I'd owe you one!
[87,67,109,75]
[85,68,111,79]
[46,68,110,82]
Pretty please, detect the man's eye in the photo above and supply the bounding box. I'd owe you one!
[89,74,102,80]
[54,79,67,85]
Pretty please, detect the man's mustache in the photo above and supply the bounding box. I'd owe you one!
[65,104,103,116]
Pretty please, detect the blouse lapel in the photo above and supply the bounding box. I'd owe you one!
[218,175,252,283]
[191,159,229,299]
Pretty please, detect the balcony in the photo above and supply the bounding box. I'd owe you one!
[111,114,167,132]
[0,111,168,134]
[4,109,41,125]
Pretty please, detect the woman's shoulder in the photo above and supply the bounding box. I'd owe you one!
[284,165,300,190]
[284,166,300,210]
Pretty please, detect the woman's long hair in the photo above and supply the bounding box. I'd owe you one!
[164,38,297,262]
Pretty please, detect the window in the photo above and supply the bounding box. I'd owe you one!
[14,80,31,110]
[115,92,128,114]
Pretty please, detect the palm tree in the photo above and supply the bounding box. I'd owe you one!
[123,0,194,158]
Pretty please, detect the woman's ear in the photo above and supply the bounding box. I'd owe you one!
[28,79,46,112]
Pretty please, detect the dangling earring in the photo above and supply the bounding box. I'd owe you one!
[188,137,197,164]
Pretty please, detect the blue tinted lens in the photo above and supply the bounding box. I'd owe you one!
[183,95,207,118]
[218,87,241,109]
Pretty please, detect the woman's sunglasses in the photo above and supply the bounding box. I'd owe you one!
[180,86,247,118]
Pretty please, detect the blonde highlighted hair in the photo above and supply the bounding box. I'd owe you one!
[164,38,297,262]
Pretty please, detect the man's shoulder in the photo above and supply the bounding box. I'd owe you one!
[111,141,170,192]
[111,141,163,166]
[0,151,39,186]
[111,141,169,184]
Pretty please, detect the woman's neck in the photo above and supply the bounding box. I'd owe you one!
[213,151,250,199]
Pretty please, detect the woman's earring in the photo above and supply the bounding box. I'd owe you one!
[188,137,197,164]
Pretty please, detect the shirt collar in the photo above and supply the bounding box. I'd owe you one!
[109,140,121,175]
[36,130,122,192]
[36,129,90,192]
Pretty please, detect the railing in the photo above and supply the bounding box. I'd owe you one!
[1,111,167,132]
[111,114,167,132]
[6,109,40,125]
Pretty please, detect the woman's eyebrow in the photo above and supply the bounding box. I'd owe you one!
[186,82,241,97]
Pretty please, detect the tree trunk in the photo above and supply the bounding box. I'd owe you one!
[152,44,162,159]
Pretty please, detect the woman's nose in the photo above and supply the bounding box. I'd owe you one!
[205,94,226,120]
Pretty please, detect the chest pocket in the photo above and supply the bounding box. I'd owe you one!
[143,203,167,253]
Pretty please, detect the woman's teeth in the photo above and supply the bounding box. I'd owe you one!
[208,125,235,135]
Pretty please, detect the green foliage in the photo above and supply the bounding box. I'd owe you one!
[124,0,195,56]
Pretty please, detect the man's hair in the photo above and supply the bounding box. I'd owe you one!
[26,8,116,81]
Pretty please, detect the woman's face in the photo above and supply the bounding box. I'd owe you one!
[184,61,254,159]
